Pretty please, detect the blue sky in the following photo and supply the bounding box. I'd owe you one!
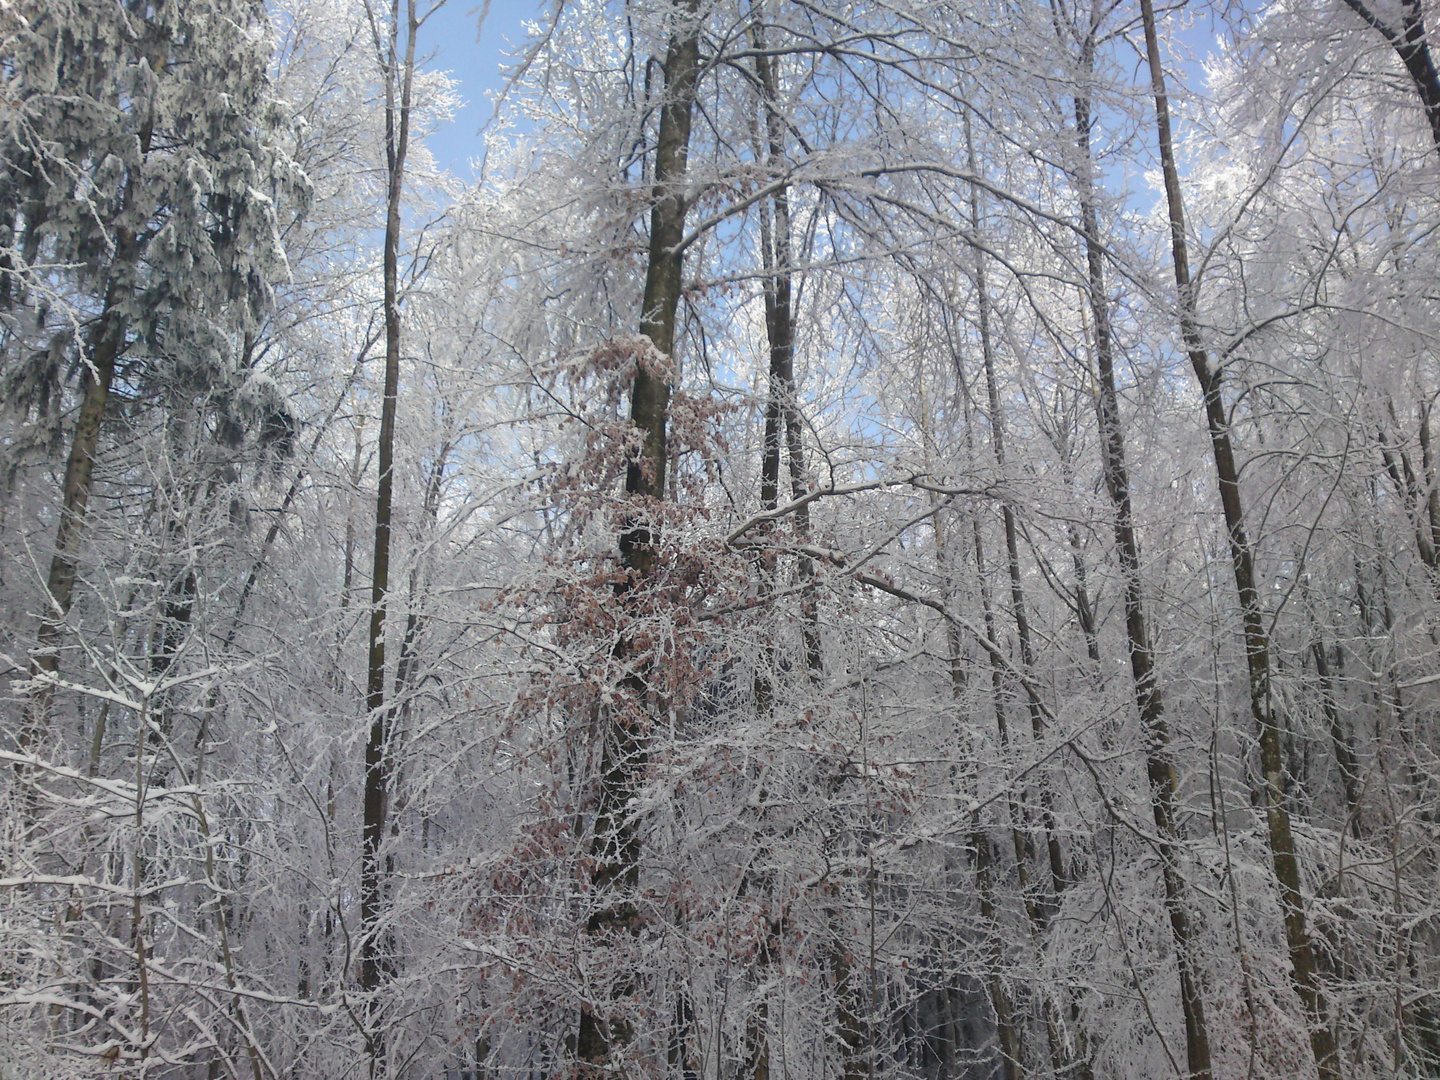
[423,0,539,178]
[418,0,1222,182]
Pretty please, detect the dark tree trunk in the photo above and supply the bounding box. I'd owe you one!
[22,280,127,759]
[360,2,421,1074]
[964,116,1069,914]
[1070,20,1213,1075]
[576,0,701,1067]
[1136,4,1337,1075]
[954,336,1038,1080]
[964,114,1091,1080]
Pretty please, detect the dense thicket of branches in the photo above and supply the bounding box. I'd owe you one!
[3,0,1439,1077]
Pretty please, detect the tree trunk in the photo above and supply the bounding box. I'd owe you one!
[964,115,1089,1079]
[360,1,421,1072]
[1136,4,1337,1075]
[964,115,1068,912]
[749,4,819,678]
[928,438,1021,1080]
[1312,637,1362,837]
[1070,20,1213,1075]
[952,336,1044,1079]
[742,14,796,1075]
[575,0,701,1066]
[22,284,127,758]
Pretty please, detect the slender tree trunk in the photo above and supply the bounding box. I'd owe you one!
[824,863,870,1080]
[749,6,819,677]
[620,0,700,521]
[1376,417,1440,580]
[963,127,1090,1077]
[1069,22,1213,1075]
[13,287,132,878]
[752,0,788,716]
[187,741,266,1080]
[964,117,1068,911]
[742,14,795,1074]
[972,828,1023,1080]
[937,507,1021,1080]
[1136,5,1337,1075]
[392,439,448,724]
[1312,637,1362,837]
[925,403,1021,1080]
[359,1,421,1071]
[1061,457,1101,675]
[23,41,160,772]
[953,339,1044,1079]
[746,9,829,1067]
[22,289,126,756]
[741,930,775,1080]
[786,397,821,677]
[575,0,701,1066]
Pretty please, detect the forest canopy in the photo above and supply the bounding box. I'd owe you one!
[2,0,1439,1077]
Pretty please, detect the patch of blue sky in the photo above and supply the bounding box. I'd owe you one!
[423,0,545,179]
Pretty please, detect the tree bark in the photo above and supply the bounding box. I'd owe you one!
[359,1,421,1072]
[743,14,796,1075]
[576,0,701,1066]
[926,416,1022,1080]
[961,128,1086,1080]
[21,245,135,764]
[1136,4,1337,1075]
[951,329,1046,1079]
[964,115,1069,912]
[1312,637,1362,837]
[1069,18,1213,1074]
[750,6,819,678]
[21,30,162,758]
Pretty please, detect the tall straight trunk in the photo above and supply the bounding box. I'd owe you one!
[972,828,1022,1080]
[961,116,1094,1077]
[743,13,797,1075]
[144,562,196,789]
[748,10,819,677]
[1060,456,1101,674]
[931,506,1022,1080]
[952,339,1050,1078]
[359,0,421,1070]
[575,0,701,1066]
[1376,412,1440,579]
[391,439,448,726]
[827,906,869,1080]
[21,250,135,766]
[1069,19,1212,1075]
[620,0,700,521]
[785,396,820,676]
[1311,637,1361,836]
[24,44,160,764]
[919,359,1022,1080]
[740,917,776,1080]
[964,117,1068,909]
[966,441,1079,1080]
[752,0,790,714]
[1136,5,1337,1076]
[13,292,131,866]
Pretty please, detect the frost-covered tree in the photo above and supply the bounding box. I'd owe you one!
[0,0,303,1073]
[1,0,300,748]
[5,0,1440,1076]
